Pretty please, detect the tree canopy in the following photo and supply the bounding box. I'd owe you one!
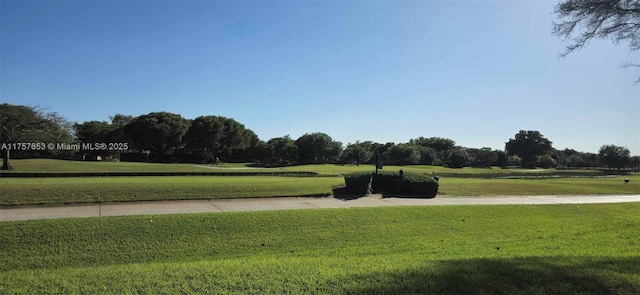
[183,115,258,160]
[553,0,640,81]
[0,103,73,169]
[124,112,190,155]
[447,148,470,168]
[342,141,375,166]
[294,133,342,164]
[410,137,456,163]
[387,143,421,165]
[73,121,114,143]
[267,135,298,163]
[3,103,638,168]
[505,130,553,168]
[599,144,631,170]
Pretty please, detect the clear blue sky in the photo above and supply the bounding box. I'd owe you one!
[2,1,638,155]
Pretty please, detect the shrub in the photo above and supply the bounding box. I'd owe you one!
[344,171,374,194]
[343,171,439,197]
[402,172,439,197]
[372,171,397,192]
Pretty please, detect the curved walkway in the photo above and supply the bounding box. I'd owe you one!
[1,194,639,222]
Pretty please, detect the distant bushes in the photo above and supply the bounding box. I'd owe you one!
[344,171,439,197]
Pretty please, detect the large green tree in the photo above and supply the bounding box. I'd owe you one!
[183,115,257,160]
[267,135,298,163]
[105,114,134,143]
[387,143,420,165]
[505,130,553,168]
[598,144,630,170]
[447,147,470,168]
[0,103,73,169]
[295,133,342,164]
[73,121,114,143]
[123,112,189,155]
[409,137,456,164]
[342,141,375,166]
[469,147,498,168]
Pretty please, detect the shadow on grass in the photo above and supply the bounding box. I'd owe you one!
[340,256,640,294]
[379,193,436,199]
[331,186,438,201]
[332,185,365,201]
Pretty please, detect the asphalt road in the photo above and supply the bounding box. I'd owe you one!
[1,194,639,222]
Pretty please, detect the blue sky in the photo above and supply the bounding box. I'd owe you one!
[2,1,638,155]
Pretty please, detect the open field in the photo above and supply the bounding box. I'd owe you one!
[1,203,638,294]
[438,175,640,196]
[0,176,343,205]
[0,158,620,176]
[1,175,638,206]
[1,159,636,206]
[281,163,616,177]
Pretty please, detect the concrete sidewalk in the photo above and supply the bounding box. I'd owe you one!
[1,194,639,222]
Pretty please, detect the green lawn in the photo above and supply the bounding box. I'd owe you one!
[1,175,638,206]
[438,175,640,196]
[281,163,611,177]
[0,176,343,205]
[1,158,613,176]
[1,159,636,206]
[1,204,638,294]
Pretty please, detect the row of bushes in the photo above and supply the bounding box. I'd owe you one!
[344,171,439,197]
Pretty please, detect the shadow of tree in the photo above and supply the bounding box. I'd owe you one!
[340,256,640,294]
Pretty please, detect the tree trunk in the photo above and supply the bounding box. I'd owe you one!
[1,149,12,170]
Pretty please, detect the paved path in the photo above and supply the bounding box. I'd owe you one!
[1,194,639,222]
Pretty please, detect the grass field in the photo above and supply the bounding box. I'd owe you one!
[1,158,617,176]
[1,175,638,206]
[0,176,343,205]
[438,175,640,196]
[1,159,637,206]
[1,204,638,294]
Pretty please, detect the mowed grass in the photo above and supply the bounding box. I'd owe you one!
[2,175,638,206]
[2,158,610,176]
[438,175,640,196]
[0,176,343,205]
[1,204,638,294]
[281,164,609,177]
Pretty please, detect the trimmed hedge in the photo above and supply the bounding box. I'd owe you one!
[344,171,373,194]
[402,172,439,197]
[344,170,439,197]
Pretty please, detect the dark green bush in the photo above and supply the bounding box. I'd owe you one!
[402,172,439,197]
[372,171,397,192]
[343,171,439,197]
[344,171,373,194]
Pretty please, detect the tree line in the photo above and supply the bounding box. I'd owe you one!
[1,103,638,170]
